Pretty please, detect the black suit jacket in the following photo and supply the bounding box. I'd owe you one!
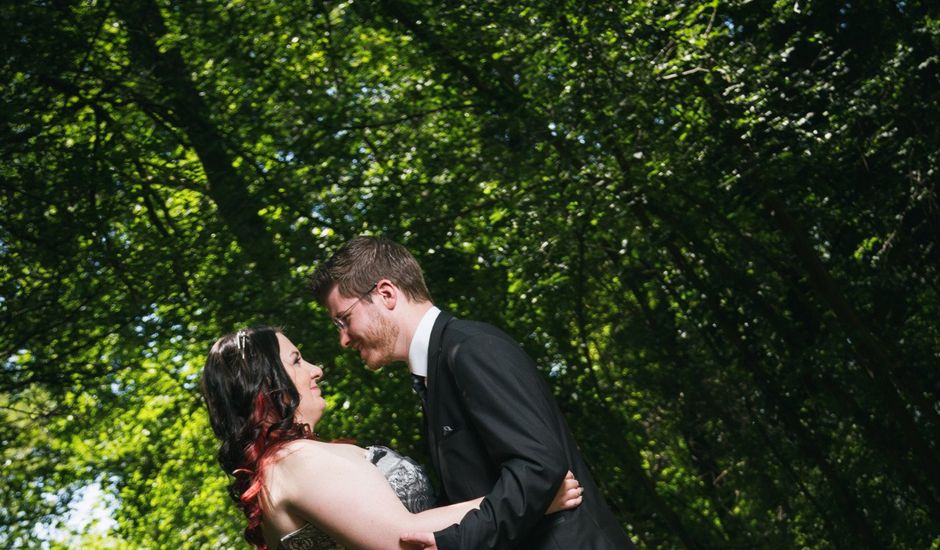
[425,312,634,549]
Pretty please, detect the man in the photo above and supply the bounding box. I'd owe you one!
[310,236,633,549]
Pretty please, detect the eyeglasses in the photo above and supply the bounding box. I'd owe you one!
[332,282,378,331]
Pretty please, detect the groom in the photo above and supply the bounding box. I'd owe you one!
[310,236,633,549]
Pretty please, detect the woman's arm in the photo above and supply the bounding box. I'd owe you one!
[400,471,583,549]
[270,441,479,550]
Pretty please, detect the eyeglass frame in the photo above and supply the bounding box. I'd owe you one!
[332,282,378,331]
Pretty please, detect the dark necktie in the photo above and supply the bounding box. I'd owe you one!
[411,374,428,409]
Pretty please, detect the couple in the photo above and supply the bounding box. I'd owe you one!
[201,236,633,549]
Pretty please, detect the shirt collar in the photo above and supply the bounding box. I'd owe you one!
[408,306,441,377]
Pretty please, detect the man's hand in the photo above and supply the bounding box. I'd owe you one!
[547,470,583,514]
[400,532,437,549]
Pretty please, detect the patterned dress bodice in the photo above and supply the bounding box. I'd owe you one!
[277,445,436,550]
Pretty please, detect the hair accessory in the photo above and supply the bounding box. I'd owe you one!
[236,329,248,359]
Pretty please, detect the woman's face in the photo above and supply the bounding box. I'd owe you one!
[276,333,327,427]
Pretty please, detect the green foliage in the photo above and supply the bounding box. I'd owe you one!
[2,0,939,548]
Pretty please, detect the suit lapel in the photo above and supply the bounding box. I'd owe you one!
[426,310,452,394]
[425,310,453,475]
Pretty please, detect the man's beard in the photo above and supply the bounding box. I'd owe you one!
[359,309,400,370]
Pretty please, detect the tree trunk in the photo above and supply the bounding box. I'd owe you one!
[762,194,940,481]
[115,0,289,282]
[633,208,884,548]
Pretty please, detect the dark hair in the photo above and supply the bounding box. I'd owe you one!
[309,235,432,305]
[200,326,315,549]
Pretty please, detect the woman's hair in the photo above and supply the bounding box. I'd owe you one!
[309,235,432,305]
[201,326,315,549]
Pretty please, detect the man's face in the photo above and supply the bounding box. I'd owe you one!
[325,285,400,370]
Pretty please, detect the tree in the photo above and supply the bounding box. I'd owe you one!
[2,0,938,547]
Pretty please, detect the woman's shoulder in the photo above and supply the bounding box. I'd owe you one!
[262,439,387,534]
[263,440,365,514]
[268,440,366,474]
[267,438,323,462]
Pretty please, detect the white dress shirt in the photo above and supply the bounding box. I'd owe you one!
[408,306,441,378]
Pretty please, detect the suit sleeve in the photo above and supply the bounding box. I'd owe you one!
[433,332,569,550]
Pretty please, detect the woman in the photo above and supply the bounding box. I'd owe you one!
[201,326,582,550]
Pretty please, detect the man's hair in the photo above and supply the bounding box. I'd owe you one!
[309,236,432,305]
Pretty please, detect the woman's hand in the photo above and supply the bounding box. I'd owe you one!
[546,470,583,514]
[400,532,437,549]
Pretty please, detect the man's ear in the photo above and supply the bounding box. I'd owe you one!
[374,279,398,310]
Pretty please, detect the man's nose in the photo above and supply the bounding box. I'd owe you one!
[339,329,351,348]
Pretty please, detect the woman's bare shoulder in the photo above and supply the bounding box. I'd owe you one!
[267,440,366,476]
[263,441,353,518]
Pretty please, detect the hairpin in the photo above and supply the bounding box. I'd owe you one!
[236,329,248,359]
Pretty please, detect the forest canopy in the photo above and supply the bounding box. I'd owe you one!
[2,0,939,548]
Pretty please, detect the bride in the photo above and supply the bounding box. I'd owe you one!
[201,326,583,549]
